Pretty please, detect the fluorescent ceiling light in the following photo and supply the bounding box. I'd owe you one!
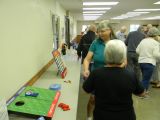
[112,18,125,20]
[112,16,127,20]
[83,11,106,13]
[83,7,111,10]
[83,14,103,16]
[83,2,119,6]
[134,9,160,11]
[144,16,160,20]
[83,15,100,20]
[127,12,150,14]
[154,1,160,4]
[112,11,149,20]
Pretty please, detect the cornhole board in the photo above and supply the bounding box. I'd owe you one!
[52,50,67,78]
[7,86,60,120]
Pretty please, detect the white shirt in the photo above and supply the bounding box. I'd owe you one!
[116,31,126,42]
[136,37,160,66]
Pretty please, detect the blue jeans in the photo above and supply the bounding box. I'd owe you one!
[140,63,155,90]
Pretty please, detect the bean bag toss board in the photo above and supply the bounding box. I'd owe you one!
[7,86,60,120]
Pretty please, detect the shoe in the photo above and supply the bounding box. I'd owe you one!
[152,83,160,88]
[139,94,150,99]
[150,81,159,84]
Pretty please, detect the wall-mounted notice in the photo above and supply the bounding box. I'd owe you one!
[0,99,9,120]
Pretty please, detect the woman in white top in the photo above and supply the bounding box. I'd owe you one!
[152,35,160,88]
[136,27,160,92]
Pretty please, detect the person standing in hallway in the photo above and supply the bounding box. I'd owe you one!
[83,40,145,120]
[151,33,160,88]
[77,25,97,63]
[143,24,153,37]
[147,24,153,31]
[125,26,146,81]
[136,27,160,93]
[83,20,116,120]
[116,26,127,42]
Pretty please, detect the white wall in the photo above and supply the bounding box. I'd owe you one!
[69,14,77,40]
[0,0,76,100]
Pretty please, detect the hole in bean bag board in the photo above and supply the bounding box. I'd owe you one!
[15,101,25,106]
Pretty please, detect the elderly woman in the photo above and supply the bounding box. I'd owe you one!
[83,40,145,120]
[83,20,116,120]
[151,28,160,88]
[136,27,160,92]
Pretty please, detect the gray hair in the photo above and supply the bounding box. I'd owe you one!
[104,40,127,65]
[147,27,160,37]
[147,24,152,29]
[88,24,97,32]
[98,20,111,30]
[120,26,127,32]
[137,26,144,32]
[98,20,116,39]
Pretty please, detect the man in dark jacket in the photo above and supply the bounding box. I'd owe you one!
[125,26,146,80]
[77,25,97,63]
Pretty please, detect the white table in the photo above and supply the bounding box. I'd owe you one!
[34,50,81,120]
[9,49,81,120]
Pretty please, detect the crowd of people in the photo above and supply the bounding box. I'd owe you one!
[76,20,160,120]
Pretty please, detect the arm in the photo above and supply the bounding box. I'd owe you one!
[153,43,160,61]
[132,73,145,96]
[83,71,95,93]
[83,40,95,78]
[120,59,127,68]
[83,51,93,78]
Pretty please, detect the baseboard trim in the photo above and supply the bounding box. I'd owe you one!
[7,58,54,104]
[26,58,54,86]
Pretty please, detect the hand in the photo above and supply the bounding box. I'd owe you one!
[83,70,90,79]
[120,59,127,68]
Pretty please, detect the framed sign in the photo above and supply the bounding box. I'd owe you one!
[52,50,67,78]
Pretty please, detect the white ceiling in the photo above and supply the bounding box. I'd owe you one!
[58,0,160,21]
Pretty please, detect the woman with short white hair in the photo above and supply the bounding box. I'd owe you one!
[136,27,160,92]
[83,20,116,120]
[83,40,145,120]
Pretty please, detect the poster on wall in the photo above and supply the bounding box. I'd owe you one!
[52,50,67,79]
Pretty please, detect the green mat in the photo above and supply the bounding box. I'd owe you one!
[7,86,60,120]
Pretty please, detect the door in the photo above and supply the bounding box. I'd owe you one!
[65,16,70,49]
[52,15,60,50]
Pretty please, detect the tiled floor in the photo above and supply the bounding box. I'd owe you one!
[77,79,160,120]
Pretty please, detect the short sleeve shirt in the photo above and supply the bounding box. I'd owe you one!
[89,38,106,70]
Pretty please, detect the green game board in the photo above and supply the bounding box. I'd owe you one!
[7,86,60,120]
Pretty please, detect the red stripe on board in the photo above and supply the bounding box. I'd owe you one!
[47,91,61,118]
[61,68,67,79]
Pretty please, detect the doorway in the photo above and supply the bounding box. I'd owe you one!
[65,16,70,49]
[52,15,60,50]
